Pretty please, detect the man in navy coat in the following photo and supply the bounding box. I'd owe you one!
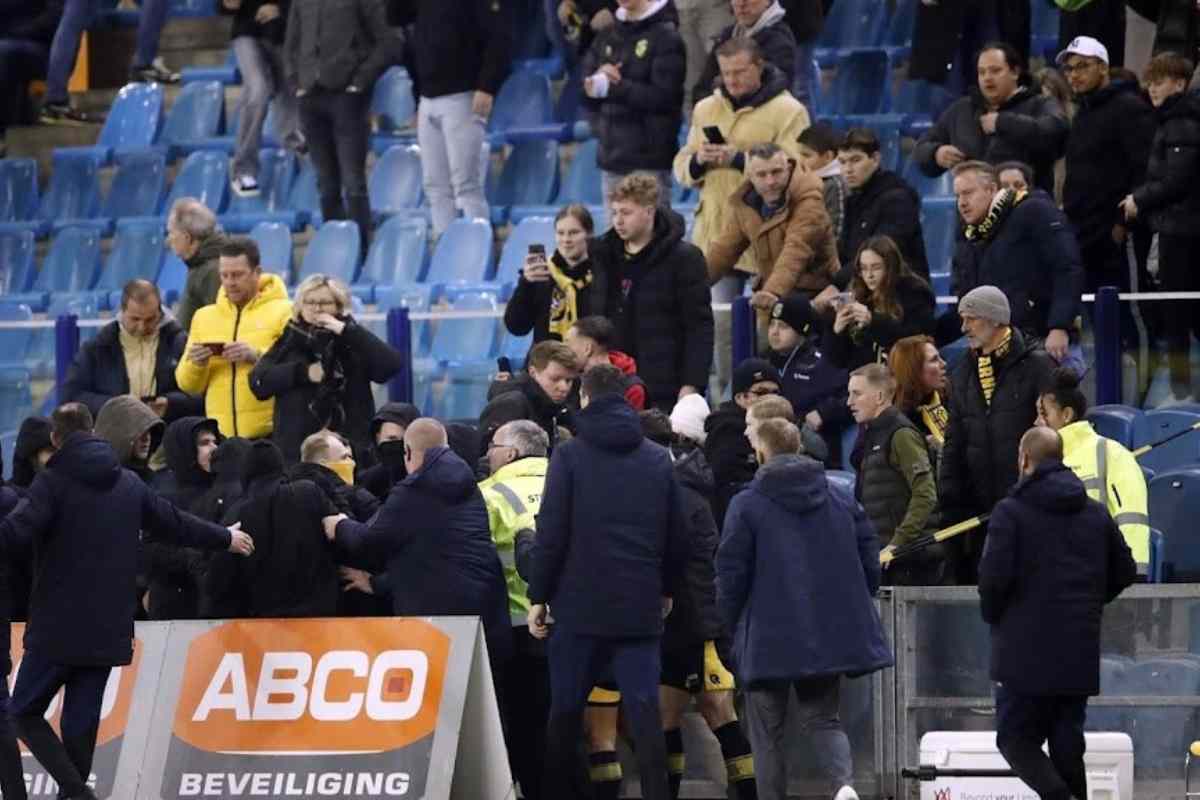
[0,403,253,800]
[526,364,689,800]
[978,427,1136,800]
[717,417,892,800]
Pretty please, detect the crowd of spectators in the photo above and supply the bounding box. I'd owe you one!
[5,0,1200,798]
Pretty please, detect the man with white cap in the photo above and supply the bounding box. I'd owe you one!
[1058,36,1155,346]
[938,285,1056,583]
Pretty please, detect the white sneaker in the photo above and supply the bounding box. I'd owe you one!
[833,786,859,800]
[231,174,260,198]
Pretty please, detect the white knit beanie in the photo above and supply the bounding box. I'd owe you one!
[670,394,711,445]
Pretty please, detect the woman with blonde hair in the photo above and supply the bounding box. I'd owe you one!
[250,274,403,462]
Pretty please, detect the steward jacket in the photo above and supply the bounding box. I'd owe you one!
[1063,81,1155,249]
[716,454,893,684]
[590,207,714,406]
[706,162,839,298]
[582,0,685,173]
[527,394,689,637]
[979,461,1136,695]
[913,87,1069,194]
[839,169,929,280]
[852,406,936,549]
[284,0,394,93]
[1132,89,1200,236]
[479,456,548,623]
[62,318,200,423]
[333,446,514,665]
[675,64,808,273]
[1059,420,1150,568]
[0,433,231,666]
[175,273,292,440]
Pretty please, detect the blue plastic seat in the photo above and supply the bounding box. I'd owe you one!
[1087,405,1143,450]
[1150,467,1200,582]
[58,82,164,163]
[893,79,956,133]
[814,0,889,66]
[6,153,105,237]
[821,50,891,116]
[0,158,38,223]
[489,140,560,225]
[498,329,532,367]
[0,230,37,298]
[0,367,32,433]
[1031,2,1061,60]
[425,218,494,284]
[902,156,954,198]
[1120,658,1200,776]
[368,145,423,219]
[6,226,102,312]
[369,67,416,152]
[496,217,556,287]
[384,282,434,357]
[424,287,501,420]
[0,429,15,481]
[510,138,602,222]
[488,71,555,141]
[181,49,240,85]
[1134,406,1200,473]
[296,221,361,286]
[169,0,217,16]
[0,304,34,371]
[287,161,322,229]
[157,80,225,159]
[250,221,294,279]
[920,196,959,276]
[164,150,230,215]
[837,114,903,171]
[222,149,301,232]
[158,253,188,306]
[356,216,428,304]
[87,219,167,309]
[103,151,168,225]
[880,0,916,56]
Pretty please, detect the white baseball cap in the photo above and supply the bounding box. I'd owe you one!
[1056,36,1109,66]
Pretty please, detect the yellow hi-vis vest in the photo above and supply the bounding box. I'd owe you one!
[1059,421,1150,567]
[478,456,548,625]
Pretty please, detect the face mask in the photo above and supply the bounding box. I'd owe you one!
[328,459,356,486]
[378,440,407,482]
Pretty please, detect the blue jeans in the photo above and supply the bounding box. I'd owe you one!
[46,0,170,103]
[994,684,1088,800]
[10,649,111,799]
[231,36,302,179]
[542,631,669,800]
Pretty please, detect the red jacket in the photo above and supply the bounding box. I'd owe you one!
[609,351,646,411]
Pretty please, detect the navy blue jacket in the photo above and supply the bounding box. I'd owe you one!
[716,454,893,685]
[0,485,20,676]
[952,192,1083,340]
[978,461,1136,696]
[0,433,231,666]
[334,446,513,664]
[528,394,689,638]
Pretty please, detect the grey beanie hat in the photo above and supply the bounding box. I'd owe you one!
[958,285,1011,325]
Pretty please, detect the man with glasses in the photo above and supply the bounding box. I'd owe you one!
[1059,36,1155,351]
[704,357,782,525]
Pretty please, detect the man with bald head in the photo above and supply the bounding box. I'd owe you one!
[978,426,1136,800]
[323,417,514,671]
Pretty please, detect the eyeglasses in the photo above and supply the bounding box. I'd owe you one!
[301,299,339,309]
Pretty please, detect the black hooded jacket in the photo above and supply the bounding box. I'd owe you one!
[11,416,51,490]
[979,461,1137,695]
[662,447,724,652]
[703,401,755,527]
[357,402,421,500]
[839,169,930,280]
[145,417,219,620]
[581,0,686,173]
[590,207,714,407]
[191,437,251,524]
[0,433,230,665]
[480,374,574,455]
[1132,89,1200,236]
[288,461,380,522]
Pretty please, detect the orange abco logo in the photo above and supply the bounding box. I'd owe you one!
[172,619,450,754]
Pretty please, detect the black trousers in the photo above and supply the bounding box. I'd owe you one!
[10,649,110,799]
[1155,234,1200,397]
[298,87,373,259]
[0,675,27,800]
[1081,236,1141,350]
[995,684,1088,800]
[500,628,551,800]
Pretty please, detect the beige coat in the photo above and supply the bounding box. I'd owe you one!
[672,72,809,274]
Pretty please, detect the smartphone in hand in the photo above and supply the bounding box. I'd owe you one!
[703,125,726,145]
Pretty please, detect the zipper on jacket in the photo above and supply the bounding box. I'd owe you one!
[231,306,243,436]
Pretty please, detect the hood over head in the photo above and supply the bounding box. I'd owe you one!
[370,402,421,444]
[241,439,286,488]
[162,416,220,489]
[210,437,251,486]
[12,415,52,488]
[94,395,165,466]
[575,394,644,454]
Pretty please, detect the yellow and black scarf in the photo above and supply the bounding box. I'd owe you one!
[547,255,593,339]
[917,391,950,446]
[976,328,1013,406]
[964,187,1026,242]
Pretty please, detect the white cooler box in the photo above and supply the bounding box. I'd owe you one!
[918,731,1133,800]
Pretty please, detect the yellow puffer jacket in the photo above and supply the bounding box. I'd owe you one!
[673,70,809,274]
[175,273,292,439]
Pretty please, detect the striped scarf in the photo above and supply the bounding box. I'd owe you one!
[547,256,593,339]
[917,391,950,446]
[976,328,1012,406]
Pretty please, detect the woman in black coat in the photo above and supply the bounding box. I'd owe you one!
[249,274,404,462]
[503,203,607,349]
[825,235,936,371]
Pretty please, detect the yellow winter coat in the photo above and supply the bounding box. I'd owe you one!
[175,273,292,439]
[673,72,809,274]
